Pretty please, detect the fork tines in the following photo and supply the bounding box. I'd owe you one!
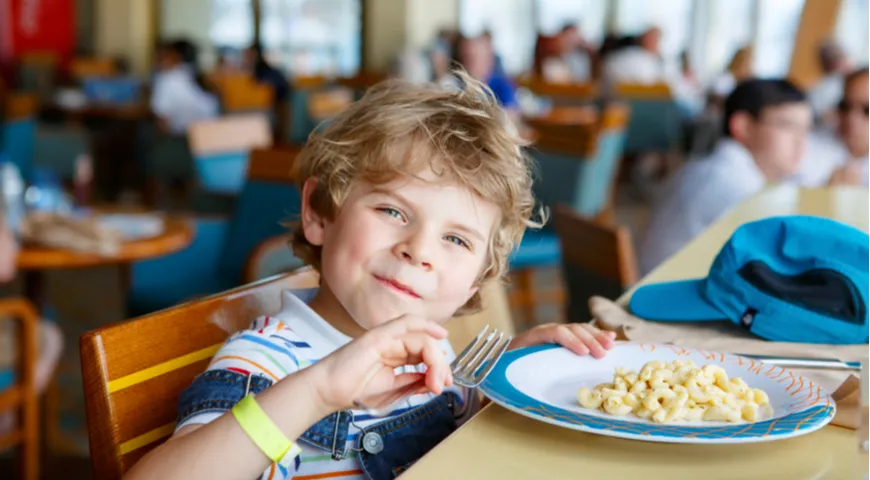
[451,325,512,388]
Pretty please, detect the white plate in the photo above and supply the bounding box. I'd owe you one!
[481,343,836,444]
[96,213,165,241]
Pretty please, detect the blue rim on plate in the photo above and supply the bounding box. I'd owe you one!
[480,344,836,444]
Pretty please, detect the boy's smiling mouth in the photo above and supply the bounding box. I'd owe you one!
[373,275,422,299]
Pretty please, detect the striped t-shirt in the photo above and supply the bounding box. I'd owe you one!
[176,288,473,480]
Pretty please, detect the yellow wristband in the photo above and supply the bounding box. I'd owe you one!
[231,394,295,463]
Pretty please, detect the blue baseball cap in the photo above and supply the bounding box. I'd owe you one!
[629,216,869,345]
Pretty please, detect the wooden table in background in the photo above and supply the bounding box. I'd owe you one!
[18,216,193,270]
[402,185,870,480]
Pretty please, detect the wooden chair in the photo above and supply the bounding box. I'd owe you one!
[509,103,631,328]
[553,205,638,323]
[82,268,513,478]
[517,78,599,105]
[212,73,275,113]
[612,83,682,156]
[69,57,118,81]
[0,299,40,480]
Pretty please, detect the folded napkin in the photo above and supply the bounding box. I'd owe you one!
[589,296,867,430]
[21,212,122,256]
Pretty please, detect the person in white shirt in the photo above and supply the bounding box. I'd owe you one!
[638,79,812,275]
[602,28,664,86]
[150,40,219,135]
[808,41,851,123]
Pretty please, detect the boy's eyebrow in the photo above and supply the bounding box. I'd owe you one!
[370,186,488,243]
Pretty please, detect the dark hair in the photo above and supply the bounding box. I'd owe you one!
[844,66,870,88]
[162,38,213,94]
[723,79,806,137]
[248,43,272,78]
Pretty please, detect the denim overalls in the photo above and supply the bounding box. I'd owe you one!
[178,369,460,479]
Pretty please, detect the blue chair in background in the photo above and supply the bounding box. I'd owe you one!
[188,114,273,195]
[509,103,630,328]
[1,118,36,177]
[614,83,683,157]
[32,127,90,181]
[128,147,303,315]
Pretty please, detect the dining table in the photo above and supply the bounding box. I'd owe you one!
[402,184,870,479]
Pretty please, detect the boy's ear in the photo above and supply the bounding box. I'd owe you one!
[301,177,327,247]
[728,111,753,144]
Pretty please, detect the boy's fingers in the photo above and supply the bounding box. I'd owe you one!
[587,325,617,349]
[553,325,589,357]
[568,325,608,358]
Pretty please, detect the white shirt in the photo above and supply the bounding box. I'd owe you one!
[150,65,219,134]
[177,289,472,480]
[602,47,664,85]
[808,73,844,118]
[638,139,767,275]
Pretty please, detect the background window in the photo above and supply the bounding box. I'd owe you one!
[261,0,361,77]
[753,0,805,78]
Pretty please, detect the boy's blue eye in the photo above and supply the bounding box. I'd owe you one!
[445,235,470,249]
[378,207,404,220]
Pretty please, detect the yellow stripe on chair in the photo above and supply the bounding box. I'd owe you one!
[108,343,223,393]
[119,422,176,455]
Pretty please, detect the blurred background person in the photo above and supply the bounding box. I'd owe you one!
[456,35,519,120]
[602,27,664,85]
[828,68,869,187]
[808,40,852,123]
[151,39,219,135]
[638,79,811,274]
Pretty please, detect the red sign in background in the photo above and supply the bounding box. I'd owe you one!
[1,0,75,63]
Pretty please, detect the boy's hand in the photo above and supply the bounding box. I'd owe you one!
[509,323,617,358]
[310,315,453,413]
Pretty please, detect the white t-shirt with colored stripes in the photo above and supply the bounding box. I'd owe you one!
[176,289,473,480]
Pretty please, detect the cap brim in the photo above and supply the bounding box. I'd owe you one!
[628,279,728,322]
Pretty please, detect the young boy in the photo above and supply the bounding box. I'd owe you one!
[127,71,615,480]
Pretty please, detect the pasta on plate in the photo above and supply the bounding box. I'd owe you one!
[577,360,773,424]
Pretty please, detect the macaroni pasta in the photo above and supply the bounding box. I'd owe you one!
[577,360,771,424]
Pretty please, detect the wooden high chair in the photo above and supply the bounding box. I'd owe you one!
[81,268,514,478]
[0,299,40,480]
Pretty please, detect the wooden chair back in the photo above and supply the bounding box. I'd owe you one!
[518,77,599,101]
[613,83,672,99]
[0,299,40,480]
[213,73,275,112]
[81,269,320,479]
[553,205,638,322]
[70,57,118,80]
[532,103,630,157]
[187,114,273,157]
[4,93,39,120]
[82,267,514,478]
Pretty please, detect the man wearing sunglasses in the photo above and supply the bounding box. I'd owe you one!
[828,68,869,187]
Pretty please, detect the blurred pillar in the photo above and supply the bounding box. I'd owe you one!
[94,0,155,76]
[788,0,843,90]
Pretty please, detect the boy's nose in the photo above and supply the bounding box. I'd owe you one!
[394,234,434,271]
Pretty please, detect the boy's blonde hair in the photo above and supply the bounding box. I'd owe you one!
[291,70,541,314]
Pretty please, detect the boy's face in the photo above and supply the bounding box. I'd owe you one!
[302,168,500,330]
[737,102,812,180]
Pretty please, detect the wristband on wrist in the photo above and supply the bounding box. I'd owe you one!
[231,394,299,463]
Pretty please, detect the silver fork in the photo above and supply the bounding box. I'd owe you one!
[356,325,511,416]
